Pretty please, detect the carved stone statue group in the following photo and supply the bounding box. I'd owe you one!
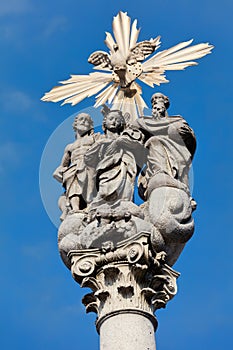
[54,92,196,269]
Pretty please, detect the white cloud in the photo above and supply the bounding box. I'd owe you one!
[0,0,32,16]
[0,141,23,174]
[0,90,33,112]
[0,88,49,123]
[21,241,53,261]
[42,16,68,38]
[0,21,27,48]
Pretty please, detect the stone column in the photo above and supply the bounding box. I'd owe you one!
[99,312,156,350]
[68,233,179,350]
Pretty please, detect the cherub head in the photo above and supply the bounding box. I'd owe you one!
[102,110,126,135]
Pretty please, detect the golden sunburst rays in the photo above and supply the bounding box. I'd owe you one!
[41,11,213,119]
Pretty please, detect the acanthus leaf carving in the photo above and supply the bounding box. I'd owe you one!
[69,233,179,326]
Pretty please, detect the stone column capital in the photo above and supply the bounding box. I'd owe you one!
[68,232,179,332]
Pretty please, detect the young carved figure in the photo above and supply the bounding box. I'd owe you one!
[53,113,99,218]
[84,109,145,207]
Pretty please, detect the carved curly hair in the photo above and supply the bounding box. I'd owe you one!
[102,110,126,134]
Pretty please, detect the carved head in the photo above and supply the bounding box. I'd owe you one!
[151,93,170,119]
[72,113,94,136]
[151,93,170,109]
[102,110,126,134]
[152,102,167,119]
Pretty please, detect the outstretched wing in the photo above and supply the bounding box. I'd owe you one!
[41,11,213,119]
[129,36,161,62]
[88,51,111,69]
[140,39,214,87]
[41,72,113,106]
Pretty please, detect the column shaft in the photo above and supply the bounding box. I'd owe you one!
[99,312,156,350]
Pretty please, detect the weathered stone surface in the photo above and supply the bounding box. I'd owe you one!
[99,313,156,350]
[68,232,179,336]
[42,11,214,350]
[55,94,196,270]
[53,113,101,220]
[51,92,197,350]
[52,92,197,350]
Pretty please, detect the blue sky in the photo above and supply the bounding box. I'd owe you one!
[1,0,232,349]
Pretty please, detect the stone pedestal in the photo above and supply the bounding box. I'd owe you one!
[68,233,179,350]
